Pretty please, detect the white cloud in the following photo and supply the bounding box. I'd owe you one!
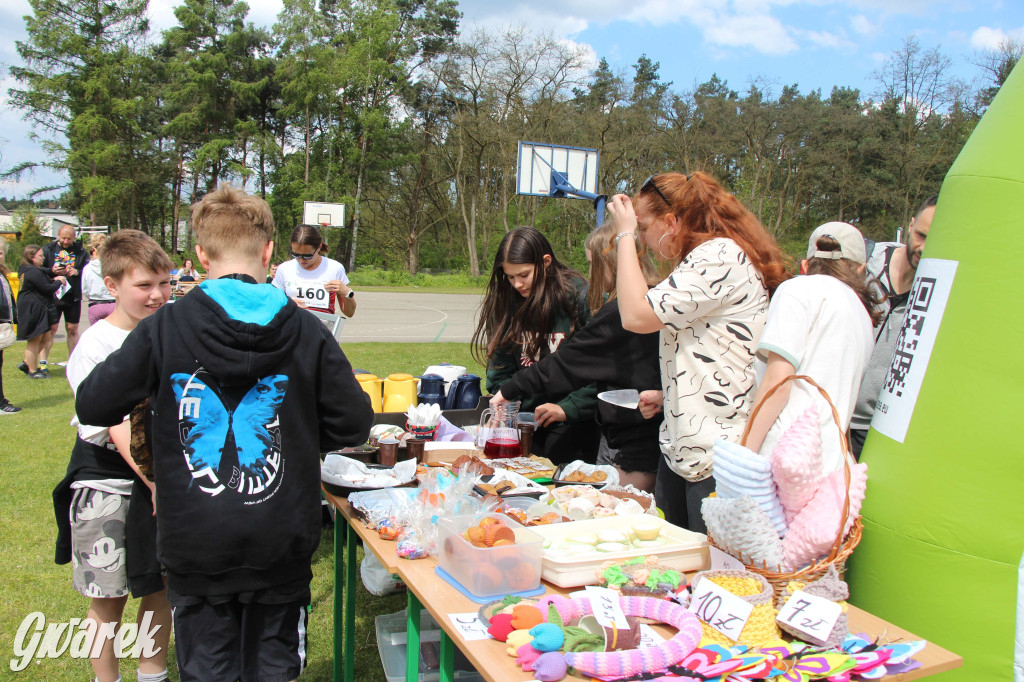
[851,14,876,35]
[799,29,856,50]
[705,13,798,54]
[969,25,1024,51]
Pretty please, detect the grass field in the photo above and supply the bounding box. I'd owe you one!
[0,339,485,681]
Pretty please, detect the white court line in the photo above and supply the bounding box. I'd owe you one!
[341,301,449,335]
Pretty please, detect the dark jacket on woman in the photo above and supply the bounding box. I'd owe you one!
[16,264,60,340]
[498,298,663,472]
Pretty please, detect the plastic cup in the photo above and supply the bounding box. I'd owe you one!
[405,438,425,464]
[379,438,399,466]
[519,423,535,457]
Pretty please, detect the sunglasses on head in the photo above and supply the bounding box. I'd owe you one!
[290,251,316,261]
[640,173,690,207]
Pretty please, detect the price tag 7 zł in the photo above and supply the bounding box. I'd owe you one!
[776,589,842,641]
[687,578,753,642]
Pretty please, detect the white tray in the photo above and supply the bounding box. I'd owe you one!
[530,516,709,587]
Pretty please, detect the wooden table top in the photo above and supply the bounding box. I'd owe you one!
[328,492,962,681]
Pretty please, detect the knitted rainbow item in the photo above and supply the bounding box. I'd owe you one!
[770,405,824,523]
[549,595,702,678]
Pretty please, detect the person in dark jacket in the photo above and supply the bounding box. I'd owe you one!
[491,223,663,491]
[16,244,65,378]
[75,185,374,682]
[41,225,89,361]
[471,226,600,464]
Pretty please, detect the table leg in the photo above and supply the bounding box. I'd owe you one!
[333,521,343,682]
[439,630,455,682]
[406,590,422,682]
[344,521,357,682]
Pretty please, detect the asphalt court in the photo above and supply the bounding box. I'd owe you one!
[63,291,484,344]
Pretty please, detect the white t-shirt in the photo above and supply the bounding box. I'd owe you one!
[273,257,349,314]
[646,238,771,481]
[67,319,132,445]
[755,274,874,474]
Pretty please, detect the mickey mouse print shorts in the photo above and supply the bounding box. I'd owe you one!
[70,487,131,599]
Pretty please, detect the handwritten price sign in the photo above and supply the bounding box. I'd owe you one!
[776,589,842,640]
[585,586,629,630]
[688,578,753,641]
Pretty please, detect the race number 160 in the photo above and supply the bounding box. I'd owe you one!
[687,579,753,642]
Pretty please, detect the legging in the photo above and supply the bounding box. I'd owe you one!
[0,350,6,403]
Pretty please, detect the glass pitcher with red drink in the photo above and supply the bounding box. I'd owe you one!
[478,401,522,458]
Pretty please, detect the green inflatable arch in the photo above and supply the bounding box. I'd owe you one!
[847,63,1024,679]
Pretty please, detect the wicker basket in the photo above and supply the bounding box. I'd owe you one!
[707,374,862,605]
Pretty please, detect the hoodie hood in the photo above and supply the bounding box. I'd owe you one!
[166,284,301,383]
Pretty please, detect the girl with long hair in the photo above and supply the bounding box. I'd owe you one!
[272,225,356,318]
[609,171,789,531]
[0,239,21,412]
[472,226,599,464]
[744,222,882,473]
[16,244,66,379]
[489,222,663,489]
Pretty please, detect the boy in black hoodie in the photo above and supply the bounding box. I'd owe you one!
[76,185,373,681]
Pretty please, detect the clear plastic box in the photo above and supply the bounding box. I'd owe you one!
[375,610,482,682]
[436,512,544,598]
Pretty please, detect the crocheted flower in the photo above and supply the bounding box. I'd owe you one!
[516,642,543,671]
[532,652,568,681]
[486,613,515,642]
[529,623,565,652]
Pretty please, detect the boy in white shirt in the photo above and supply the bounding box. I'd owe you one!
[54,230,174,682]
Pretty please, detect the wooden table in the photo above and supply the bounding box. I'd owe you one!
[327,493,962,682]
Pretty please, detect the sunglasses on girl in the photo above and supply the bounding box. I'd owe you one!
[290,251,316,260]
[640,173,690,206]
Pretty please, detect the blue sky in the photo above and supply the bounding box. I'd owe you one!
[1,0,1022,201]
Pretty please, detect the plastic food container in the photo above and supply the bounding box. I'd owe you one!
[530,516,709,587]
[437,513,544,598]
[375,610,483,682]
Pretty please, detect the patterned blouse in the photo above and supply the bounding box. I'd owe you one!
[645,238,770,481]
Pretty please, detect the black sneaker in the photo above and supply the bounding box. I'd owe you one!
[0,401,21,414]
[17,361,29,375]
[39,367,50,376]
[28,370,49,379]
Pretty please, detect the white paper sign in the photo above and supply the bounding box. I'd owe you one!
[447,613,492,641]
[585,586,629,630]
[871,258,958,443]
[688,578,753,642]
[709,545,746,571]
[776,589,842,641]
[636,624,668,649]
[54,280,71,300]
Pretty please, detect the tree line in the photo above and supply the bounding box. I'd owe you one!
[5,0,1021,274]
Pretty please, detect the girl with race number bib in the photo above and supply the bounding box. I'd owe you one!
[471,226,600,465]
[272,225,356,317]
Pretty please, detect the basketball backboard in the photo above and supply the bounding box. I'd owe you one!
[302,201,346,227]
[516,142,599,198]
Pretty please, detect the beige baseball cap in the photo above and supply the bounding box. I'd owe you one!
[806,222,867,264]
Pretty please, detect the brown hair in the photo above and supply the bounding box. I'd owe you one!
[290,225,329,255]
[100,229,174,282]
[585,222,659,314]
[805,235,884,326]
[21,244,43,267]
[0,238,10,276]
[471,226,585,365]
[637,172,789,296]
[190,184,275,261]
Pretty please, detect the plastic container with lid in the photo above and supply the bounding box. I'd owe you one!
[436,513,543,599]
[375,609,482,682]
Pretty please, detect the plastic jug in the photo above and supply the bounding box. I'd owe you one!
[383,373,418,413]
[424,364,466,393]
[444,373,482,410]
[417,373,446,407]
[478,401,521,458]
[355,374,383,413]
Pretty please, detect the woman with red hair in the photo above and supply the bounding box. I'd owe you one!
[608,171,788,532]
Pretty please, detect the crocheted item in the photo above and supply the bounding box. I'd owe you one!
[529,623,565,652]
[702,495,784,570]
[690,570,781,647]
[506,629,534,656]
[516,642,543,671]
[544,595,701,678]
[782,462,868,570]
[770,405,824,523]
[776,566,850,647]
[487,613,515,642]
[533,651,569,681]
[712,439,787,535]
[511,604,545,631]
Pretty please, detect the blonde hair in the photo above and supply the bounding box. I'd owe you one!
[585,222,659,314]
[190,184,275,261]
[100,230,174,282]
[88,233,106,254]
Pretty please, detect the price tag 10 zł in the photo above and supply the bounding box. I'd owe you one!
[776,589,842,641]
[687,578,753,642]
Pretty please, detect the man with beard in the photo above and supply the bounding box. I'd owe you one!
[849,196,937,456]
